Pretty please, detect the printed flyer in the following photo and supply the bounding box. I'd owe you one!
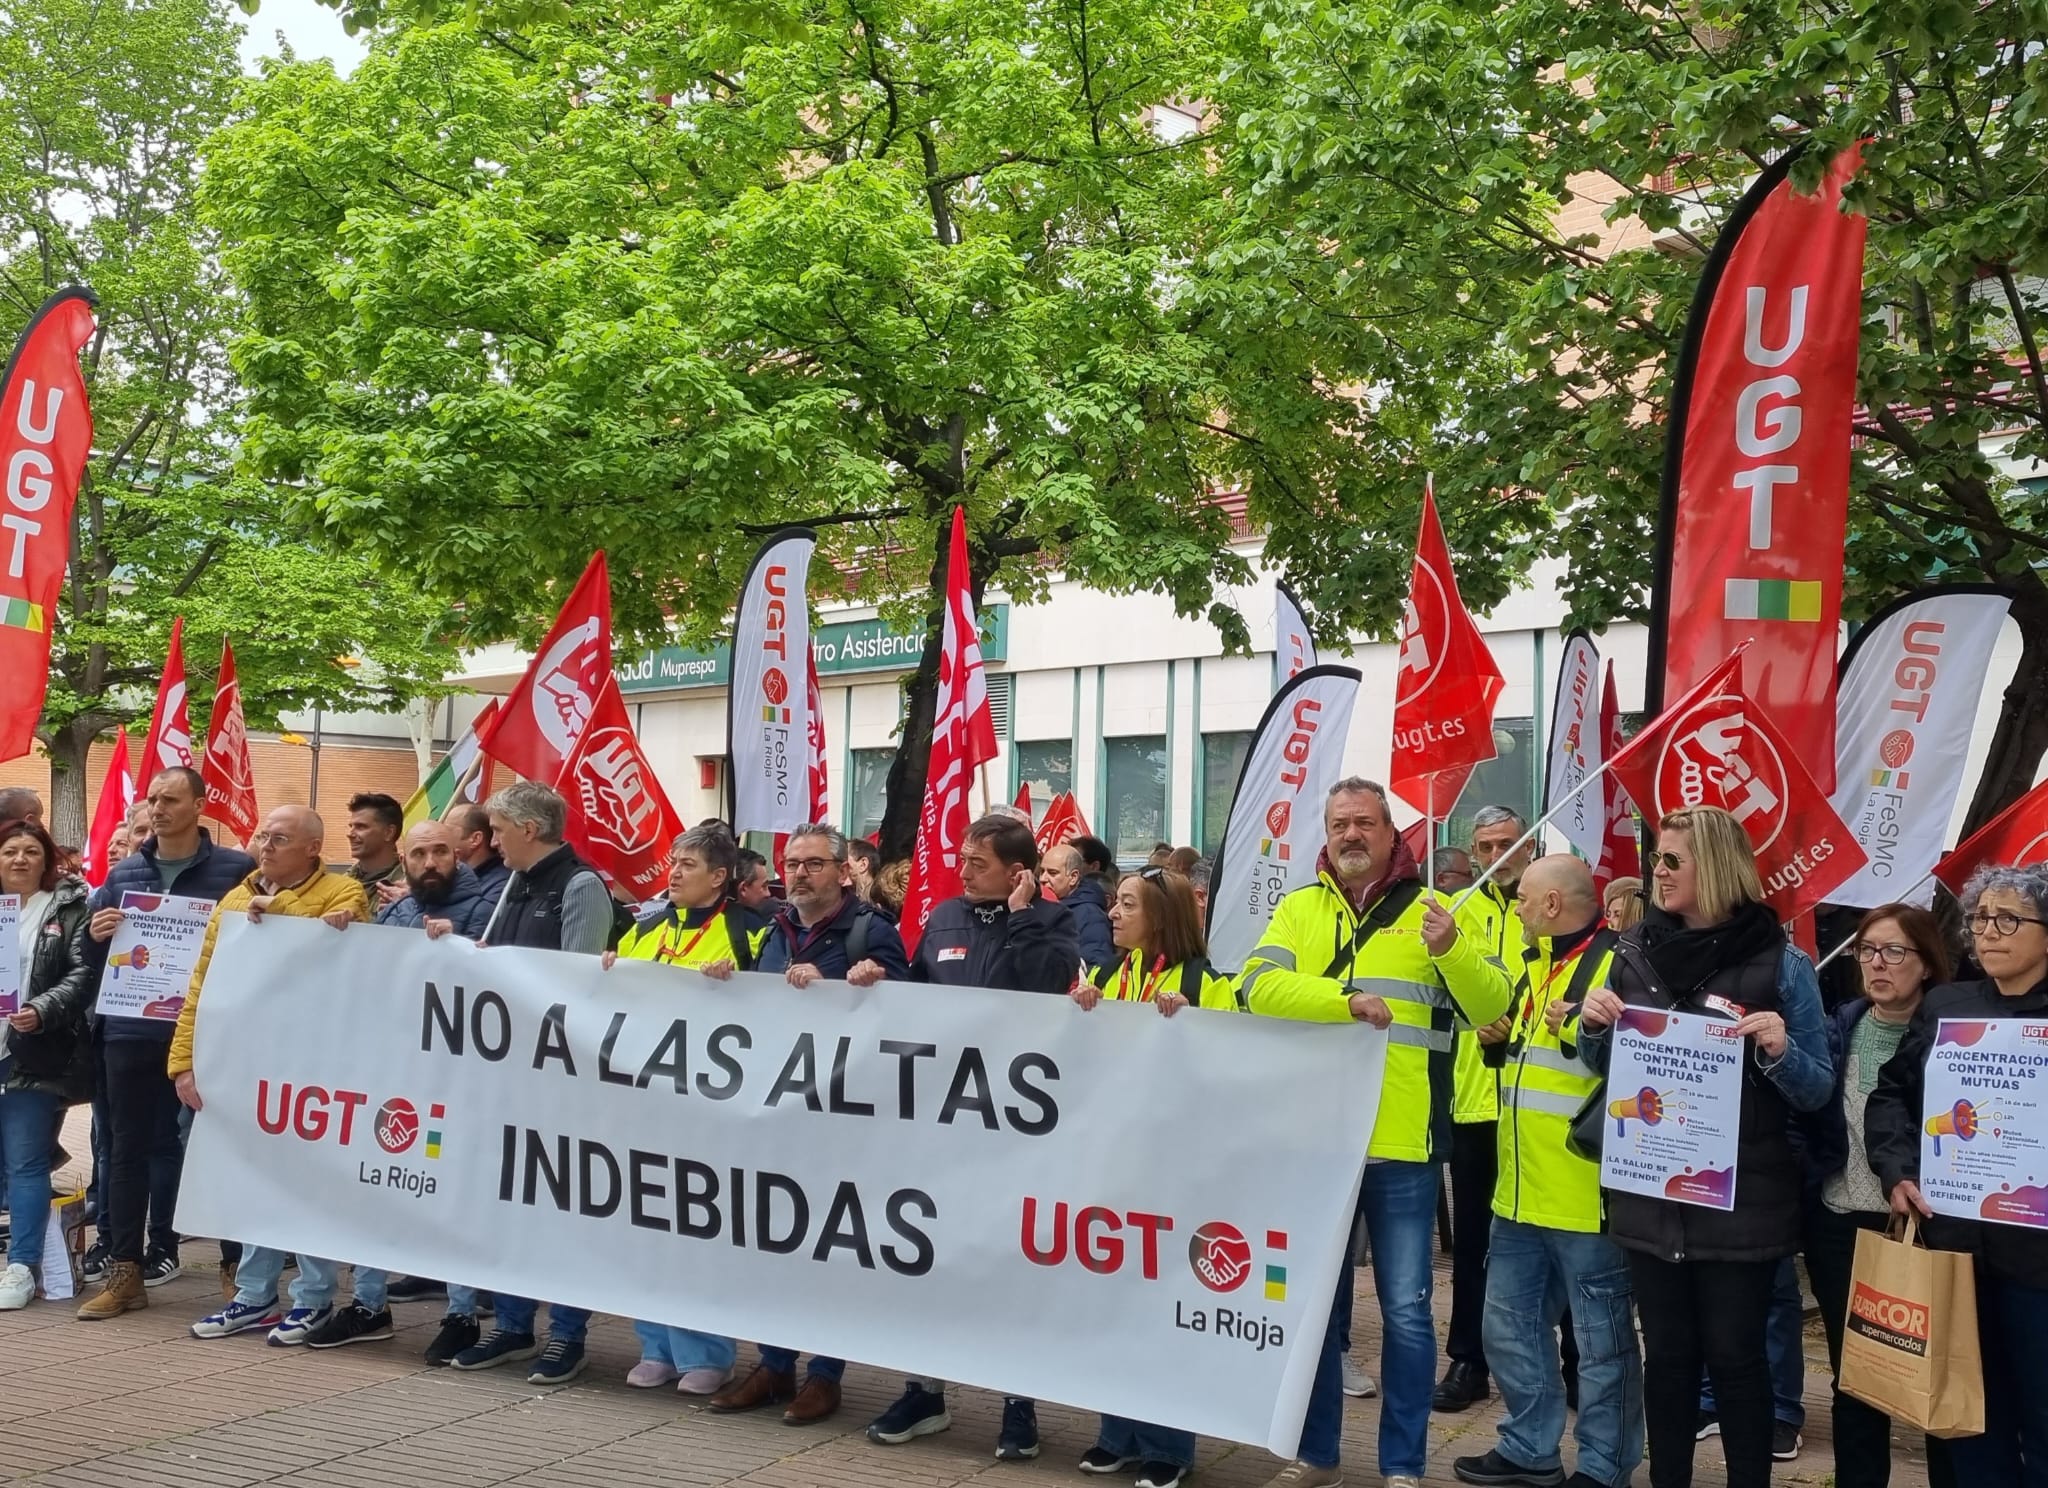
[0,894,17,1016]
[95,891,217,1021]
[1599,1007,1745,1210]
[1922,1018,2048,1229]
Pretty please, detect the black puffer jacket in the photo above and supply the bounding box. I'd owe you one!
[6,876,94,1101]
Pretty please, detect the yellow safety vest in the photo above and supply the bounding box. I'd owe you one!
[1240,871,1512,1163]
[1088,950,1239,1011]
[1492,925,1618,1233]
[617,902,767,969]
[1451,881,1523,1124]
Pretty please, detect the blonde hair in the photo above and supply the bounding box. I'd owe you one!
[1604,876,1646,931]
[1660,806,1764,924]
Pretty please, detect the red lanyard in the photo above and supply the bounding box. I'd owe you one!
[1518,922,1605,1028]
[1115,953,1171,1002]
[657,902,726,966]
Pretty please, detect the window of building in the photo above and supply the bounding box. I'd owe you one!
[1102,735,1168,867]
[1199,730,1254,856]
[848,747,893,843]
[1012,739,1072,828]
[1442,717,1538,849]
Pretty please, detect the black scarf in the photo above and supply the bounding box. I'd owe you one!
[1637,899,1783,997]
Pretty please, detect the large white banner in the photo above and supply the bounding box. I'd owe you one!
[1830,587,2013,908]
[727,528,816,839]
[1543,631,1604,864]
[1206,665,1363,975]
[178,919,1384,1454]
[1273,583,1318,692]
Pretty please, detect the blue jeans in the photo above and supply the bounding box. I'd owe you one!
[1298,1159,1437,1475]
[492,1296,591,1343]
[234,1247,339,1310]
[1097,1415,1195,1470]
[348,1273,480,1314]
[758,1346,845,1381]
[1698,1255,1805,1428]
[1483,1218,1644,1486]
[633,1321,737,1373]
[0,1086,60,1269]
[1948,1273,2048,1486]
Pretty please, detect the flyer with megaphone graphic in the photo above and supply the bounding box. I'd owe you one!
[1598,1007,1744,1211]
[1922,1019,2048,1229]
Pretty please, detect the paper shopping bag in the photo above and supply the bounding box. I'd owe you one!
[1839,1213,1983,1438]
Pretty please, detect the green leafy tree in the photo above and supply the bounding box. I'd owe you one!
[1,0,455,841]
[1220,0,2048,825]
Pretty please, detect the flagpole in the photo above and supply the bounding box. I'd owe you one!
[1426,773,1437,895]
[1811,869,1943,973]
[1450,750,1630,912]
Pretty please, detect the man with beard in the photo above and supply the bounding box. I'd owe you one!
[297,819,496,1354]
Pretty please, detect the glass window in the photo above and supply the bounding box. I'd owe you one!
[848,748,892,842]
[1442,717,1537,850]
[1200,730,1254,856]
[1012,739,1072,828]
[1103,735,1168,867]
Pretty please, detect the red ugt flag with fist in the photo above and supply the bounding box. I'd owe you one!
[1390,481,1503,815]
[557,674,685,901]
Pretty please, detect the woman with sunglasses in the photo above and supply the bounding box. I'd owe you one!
[1800,904,1951,1487]
[1577,806,1832,1488]
[1868,863,2048,1484]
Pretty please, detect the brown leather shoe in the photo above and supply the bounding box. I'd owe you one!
[76,1261,148,1321]
[706,1363,796,1414]
[783,1373,840,1425]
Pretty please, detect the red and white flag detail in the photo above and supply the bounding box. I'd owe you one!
[0,288,97,763]
[1934,777,2048,896]
[901,507,998,954]
[1608,647,1867,921]
[1593,665,1640,895]
[1390,480,1503,815]
[806,647,828,825]
[1034,792,1090,854]
[82,726,136,885]
[201,639,259,845]
[142,615,196,776]
[727,529,817,840]
[557,675,686,901]
[479,552,613,784]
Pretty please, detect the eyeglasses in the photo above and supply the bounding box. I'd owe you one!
[250,832,298,848]
[1855,942,1918,967]
[785,856,842,875]
[1968,910,2048,938]
[1650,851,1687,872]
[1138,866,1168,884]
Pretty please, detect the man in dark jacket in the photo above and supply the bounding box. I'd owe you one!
[452,803,512,909]
[853,813,1080,1461]
[1039,842,1114,970]
[375,820,501,939]
[81,766,254,1295]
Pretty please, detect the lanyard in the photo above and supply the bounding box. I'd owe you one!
[1516,922,1605,1029]
[1115,953,1171,1002]
[658,902,727,966]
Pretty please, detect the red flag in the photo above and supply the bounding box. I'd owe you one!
[1593,665,1640,894]
[1934,777,2048,895]
[200,639,259,844]
[1034,792,1071,852]
[1390,481,1504,815]
[1399,818,1432,866]
[479,552,612,783]
[141,616,196,778]
[82,727,136,886]
[806,648,828,824]
[557,675,686,901]
[0,289,96,763]
[1654,146,1867,791]
[1014,782,1033,820]
[901,508,996,953]
[1609,647,1867,921]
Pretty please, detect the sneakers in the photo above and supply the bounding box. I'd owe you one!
[142,1250,181,1288]
[868,1384,952,1445]
[305,1302,394,1349]
[424,1312,480,1367]
[527,1335,587,1385]
[77,1261,148,1321]
[1451,1448,1565,1487]
[996,1398,1040,1461]
[384,1275,447,1303]
[1694,1411,1720,1440]
[0,1262,35,1310]
[448,1328,539,1371]
[1772,1422,1803,1461]
[1135,1466,1186,1488]
[190,1296,282,1338]
[268,1304,335,1346]
[1261,1464,1342,1487]
[678,1367,731,1395]
[80,1239,109,1284]
[1080,1448,1135,1474]
[627,1360,678,1388]
[1341,1355,1378,1398]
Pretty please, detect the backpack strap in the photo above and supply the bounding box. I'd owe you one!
[1321,878,1426,980]
[1563,928,1622,1004]
[722,904,757,972]
[1179,955,1210,1004]
[846,905,875,966]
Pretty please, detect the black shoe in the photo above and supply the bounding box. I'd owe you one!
[1772,1421,1803,1461]
[867,1384,951,1444]
[1434,1361,1491,1413]
[995,1398,1040,1461]
[1078,1447,1134,1474]
[424,1312,480,1366]
[1562,1368,1579,1413]
[81,1239,110,1285]
[304,1302,395,1349]
[385,1275,447,1303]
[142,1249,181,1288]
[1452,1449,1564,1487]
[1134,1465,1185,1488]
[449,1328,539,1371]
[1695,1410,1720,1440]
[1565,1476,1615,1488]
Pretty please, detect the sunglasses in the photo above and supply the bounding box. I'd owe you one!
[1649,851,1688,872]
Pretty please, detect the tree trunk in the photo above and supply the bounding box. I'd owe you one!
[43,721,95,847]
[1962,572,2048,834]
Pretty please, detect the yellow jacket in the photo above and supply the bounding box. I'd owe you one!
[1453,881,1523,1123]
[168,865,372,1076]
[617,902,768,969]
[1087,949,1238,1011]
[1493,924,1617,1232]
[1239,868,1512,1162]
